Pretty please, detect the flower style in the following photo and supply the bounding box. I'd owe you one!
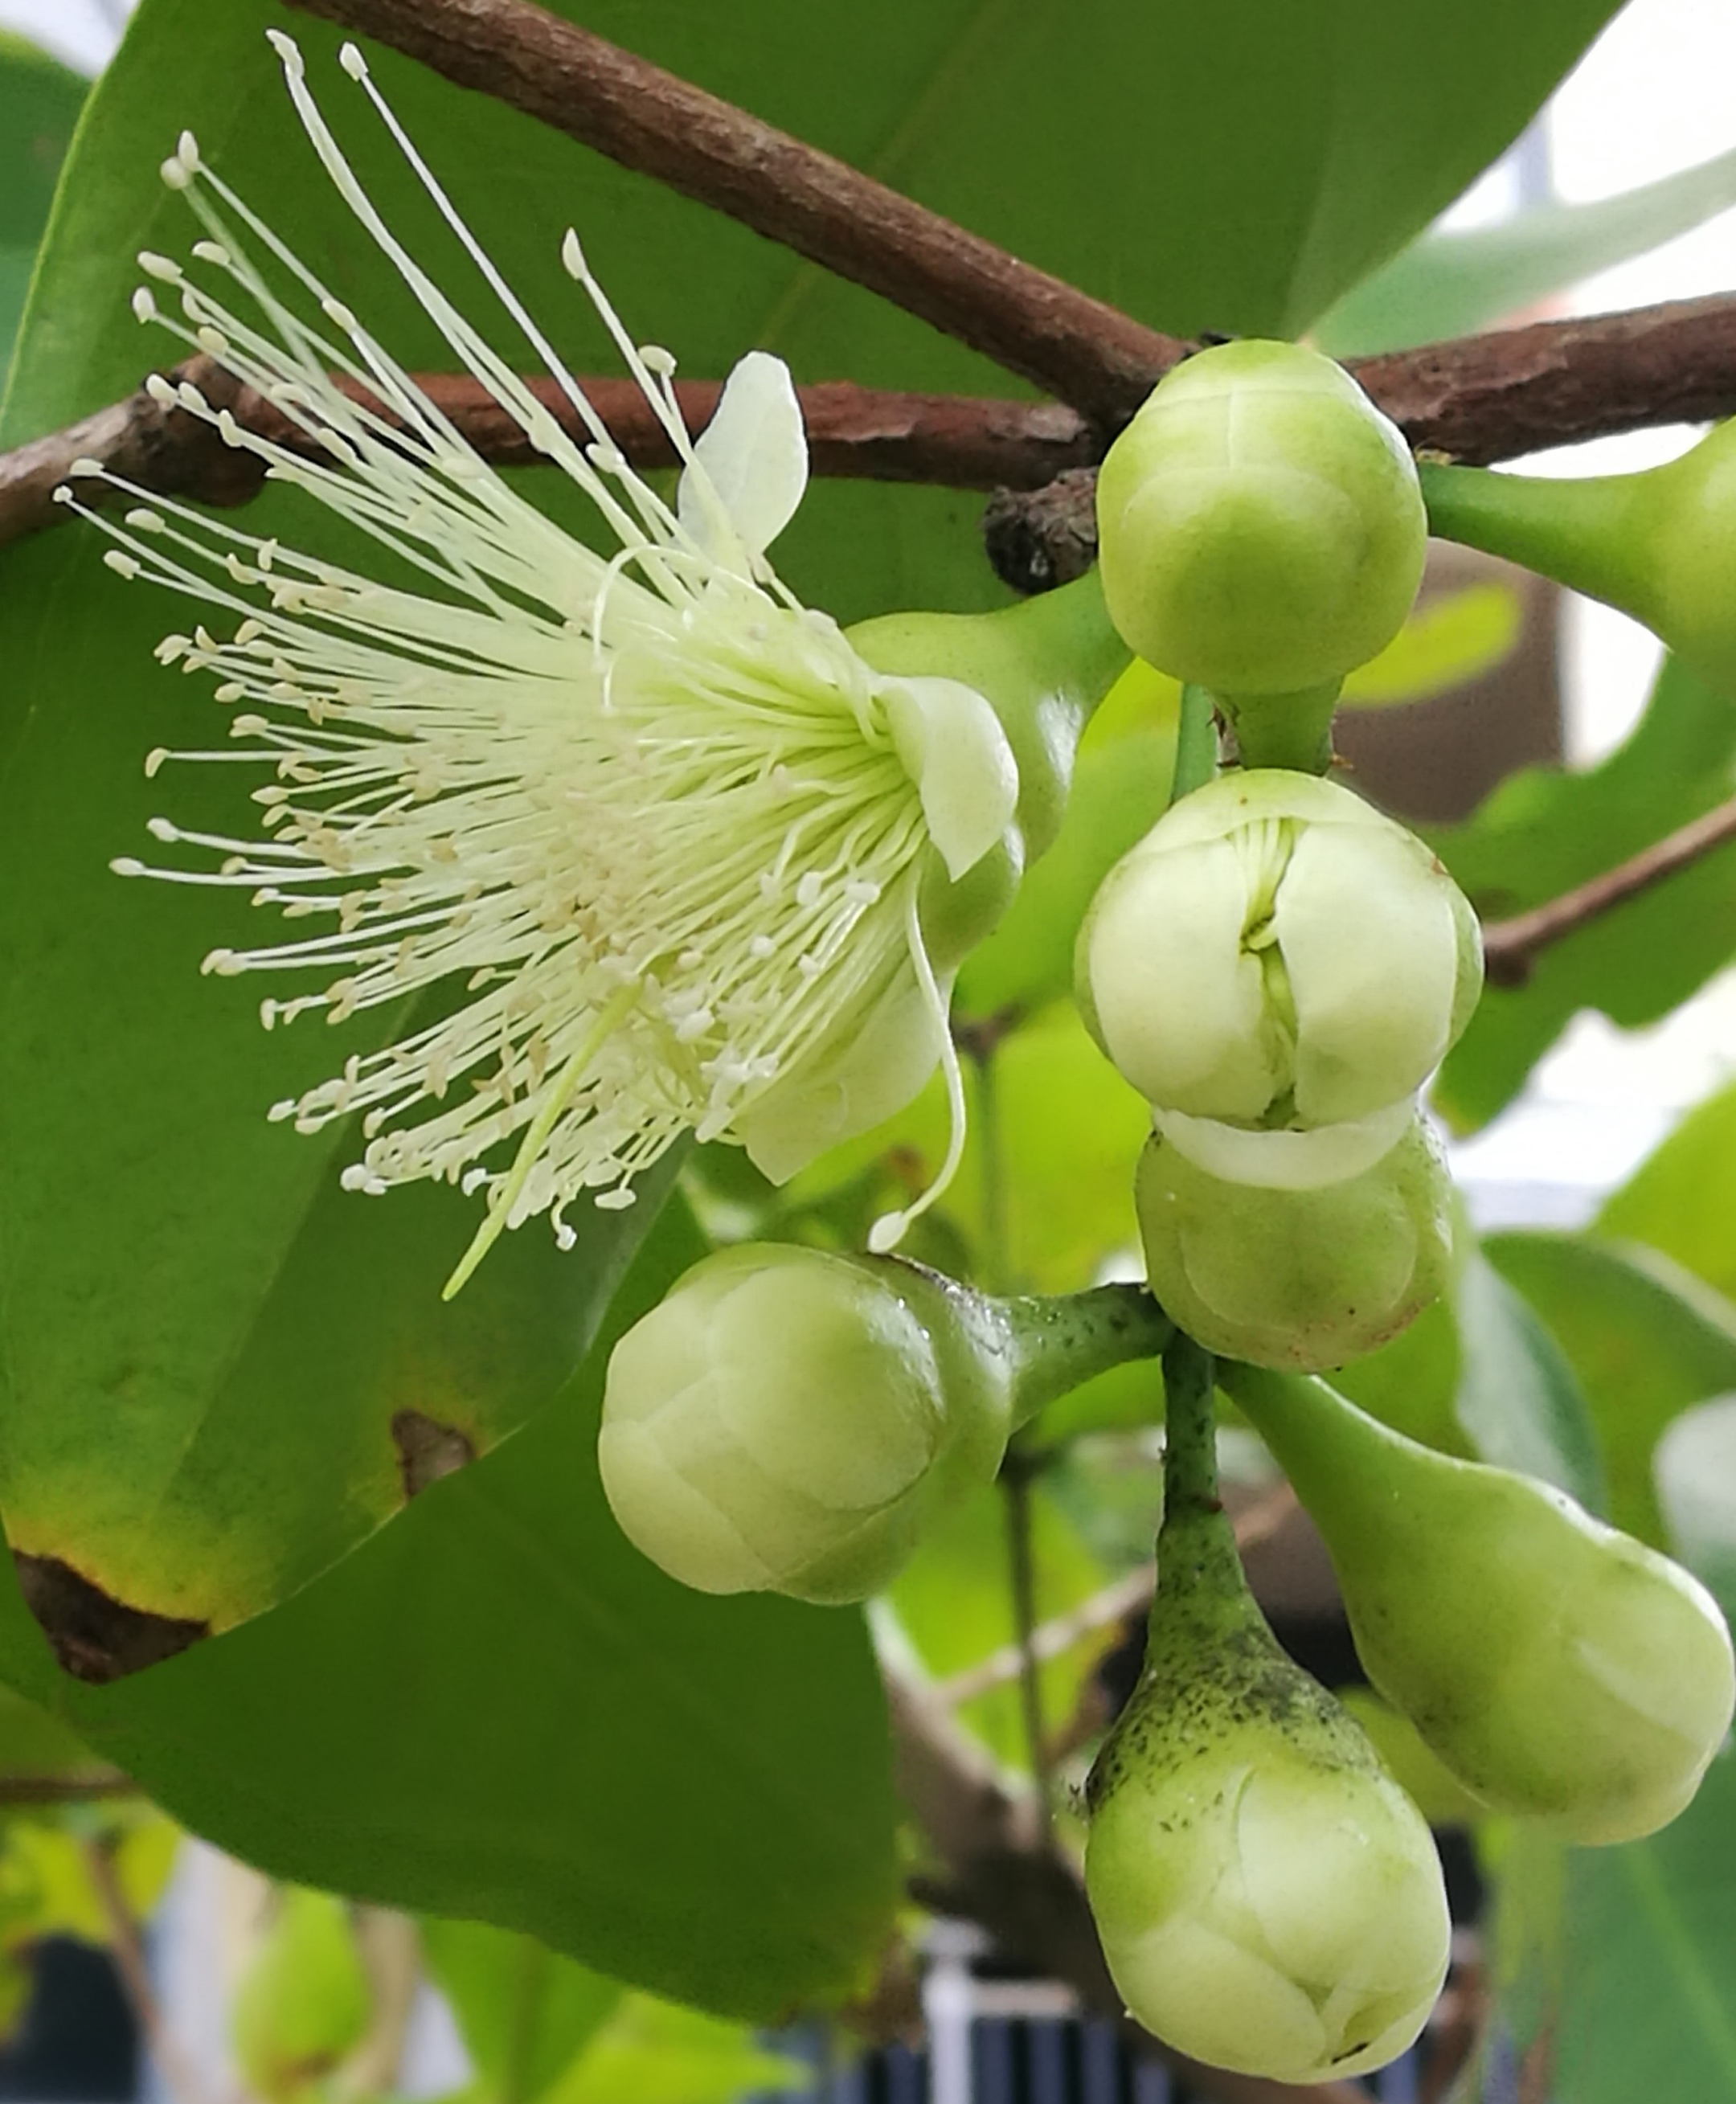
[59,35,1020,1291]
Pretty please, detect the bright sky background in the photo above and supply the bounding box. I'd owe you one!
[6,0,1736,1218]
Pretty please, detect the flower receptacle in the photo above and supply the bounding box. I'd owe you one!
[1135,1115,1455,1370]
[1223,1364,1736,1844]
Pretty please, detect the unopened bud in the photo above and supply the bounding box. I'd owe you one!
[600,1246,1171,1603]
[1095,342,1426,703]
[1086,1469,1447,2081]
[1079,770,1481,1179]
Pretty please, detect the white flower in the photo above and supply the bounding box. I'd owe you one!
[58,34,1017,1291]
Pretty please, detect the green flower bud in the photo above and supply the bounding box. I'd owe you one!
[1420,428,1736,700]
[1085,1431,1448,2082]
[1135,1115,1454,1370]
[1078,771,1482,1181]
[600,1246,1171,1603]
[1095,342,1426,769]
[1225,1365,1736,1844]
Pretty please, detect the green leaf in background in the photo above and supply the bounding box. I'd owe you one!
[780,1005,1150,1294]
[1451,1250,1606,1513]
[1318,137,1736,358]
[1553,1752,1736,2104]
[547,1996,808,2104]
[0,0,1638,1637]
[1599,1080,1736,1302]
[887,1474,1109,1770]
[0,33,85,387]
[1337,583,1523,708]
[0,1209,901,2018]
[420,1918,622,2104]
[1484,1234,1736,1545]
[1656,1398,1736,1606]
[1434,657,1736,1131]
[231,1888,373,2104]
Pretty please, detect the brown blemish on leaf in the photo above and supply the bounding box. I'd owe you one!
[14,1553,207,1684]
[391,1410,475,1500]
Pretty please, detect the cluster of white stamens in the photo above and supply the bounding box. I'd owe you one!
[63,33,974,1291]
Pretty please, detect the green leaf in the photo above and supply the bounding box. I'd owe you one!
[1656,1398,1736,1607]
[1318,140,1736,357]
[1451,1250,1606,1513]
[0,33,84,387]
[231,1889,374,2104]
[1337,583,1522,708]
[546,1995,807,2104]
[1553,1754,1736,2103]
[887,1474,1108,1770]
[0,1209,900,2018]
[781,1003,1150,1294]
[420,1919,622,2104]
[1599,1081,1736,1304]
[1484,1234,1736,1545]
[1433,657,1736,1131]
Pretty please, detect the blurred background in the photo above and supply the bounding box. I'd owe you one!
[2,0,1734,2099]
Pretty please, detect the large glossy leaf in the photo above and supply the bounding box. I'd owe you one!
[1316,138,1736,358]
[1553,1753,1736,2103]
[0,33,84,386]
[1451,1249,1605,1513]
[1484,1234,1736,1545]
[1433,657,1736,1132]
[0,0,1633,1634]
[1599,1081,1736,1304]
[420,1918,623,2103]
[0,1208,901,2016]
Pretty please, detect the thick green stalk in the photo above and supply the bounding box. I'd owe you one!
[1148,1332,1251,1631]
[1170,682,1219,803]
[1217,679,1341,776]
[1419,459,1654,621]
[992,1281,1174,1431]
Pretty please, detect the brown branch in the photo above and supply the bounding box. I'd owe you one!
[984,293,1736,591]
[1481,789,1736,988]
[280,0,1179,424]
[0,1770,140,1804]
[885,1664,1369,2104]
[0,359,1094,553]
[1353,293,1736,465]
[80,1835,212,2104]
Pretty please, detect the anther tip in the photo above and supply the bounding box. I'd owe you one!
[338,41,368,80]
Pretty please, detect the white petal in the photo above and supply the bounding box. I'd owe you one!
[1086,837,1278,1119]
[737,964,944,1185]
[1276,822,1458,1124]
[1154,1099,1414,1189]
[879,674,1019,880]
[678,350,808,565]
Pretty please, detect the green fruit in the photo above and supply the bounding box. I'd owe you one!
[1226,1365,1736,1844]
[1095,342,1426,752]
[1084,1413,1447,2083]
[1136,1115,1454,1370]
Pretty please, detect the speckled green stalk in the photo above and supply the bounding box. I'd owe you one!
[1088,1336,1375,1812]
